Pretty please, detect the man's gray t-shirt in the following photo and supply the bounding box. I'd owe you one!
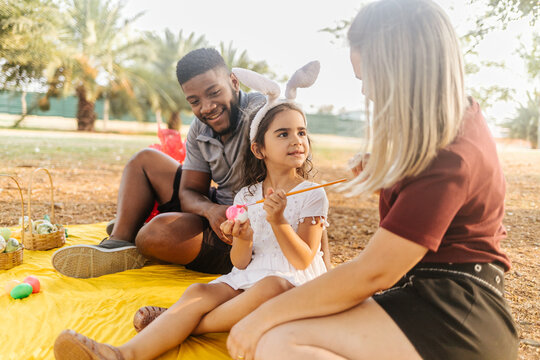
[183,91,265,205]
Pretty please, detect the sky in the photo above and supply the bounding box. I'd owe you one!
[121,0,538,124]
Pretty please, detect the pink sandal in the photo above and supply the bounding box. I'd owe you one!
[54,329,124,360]
[133,306,168,332]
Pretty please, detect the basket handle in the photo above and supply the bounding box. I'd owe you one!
[27,168,56,237]
[0,174,25,244]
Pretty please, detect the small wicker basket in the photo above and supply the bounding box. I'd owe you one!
[0,174,24,270]
[22,168,66,251]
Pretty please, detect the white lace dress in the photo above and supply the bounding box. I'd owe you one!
[210,181,329,290]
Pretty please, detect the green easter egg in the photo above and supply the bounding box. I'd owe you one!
[5,238,19,253]
[10,283,33,299]
[0,227,11,240]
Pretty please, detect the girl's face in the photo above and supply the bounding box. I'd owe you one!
[255,109,309,171]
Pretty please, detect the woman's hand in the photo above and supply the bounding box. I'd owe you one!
[349,152,370,177]
[263,188,287,224]
[227,311,269,360]
[220,218,253,243]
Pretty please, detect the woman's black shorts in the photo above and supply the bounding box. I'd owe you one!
[373,262,519,360]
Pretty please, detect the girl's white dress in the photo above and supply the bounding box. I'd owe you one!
[210,181,329,290]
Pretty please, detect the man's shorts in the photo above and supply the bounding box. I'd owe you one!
[373,262,518,360]
[157,165,233,275]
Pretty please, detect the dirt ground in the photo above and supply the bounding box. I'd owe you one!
[0,130,538,359]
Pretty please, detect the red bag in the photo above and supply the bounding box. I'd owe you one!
[146,117,186,222]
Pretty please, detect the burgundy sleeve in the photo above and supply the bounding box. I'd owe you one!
[380,153,469,252]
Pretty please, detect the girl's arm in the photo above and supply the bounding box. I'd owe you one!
[264,188,324,270]
[226,227,428,358]
[220,219,253,269]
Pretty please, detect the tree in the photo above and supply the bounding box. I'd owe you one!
[219,41,282,92]
[502,92,539,148]
[0,0,61,121]
[45,0,145,131]
[127,29,208,130]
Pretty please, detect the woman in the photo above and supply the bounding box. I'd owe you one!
[225,0,519,359]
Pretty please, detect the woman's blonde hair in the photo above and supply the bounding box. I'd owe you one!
[345,0,466,195]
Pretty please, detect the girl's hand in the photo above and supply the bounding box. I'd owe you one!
[227,311,268,360]
[263,188,287,224]
[220,219,253,243]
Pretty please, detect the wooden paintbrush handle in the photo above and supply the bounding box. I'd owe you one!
[253,178,347,205]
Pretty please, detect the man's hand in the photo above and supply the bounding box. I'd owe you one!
[205,204,231,244]
[263,188,287,225]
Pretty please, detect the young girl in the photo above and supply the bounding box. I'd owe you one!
[53,61,329,360]
[226,1,519,360]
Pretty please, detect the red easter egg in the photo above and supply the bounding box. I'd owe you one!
[23,276,40,293]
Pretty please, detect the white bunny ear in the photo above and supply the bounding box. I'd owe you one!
[284,60,320,100]
[232,68,281,102]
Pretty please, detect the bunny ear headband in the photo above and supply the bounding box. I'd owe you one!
[232,60,320,142]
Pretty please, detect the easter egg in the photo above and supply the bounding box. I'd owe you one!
[4,280,20,295]
[23,276,40,293]
[5,238,20,253]
[0,227,11,241]
[10,283,33,299]
[226,205,248,223]
[236,208,248,222]
[0,235,6,253]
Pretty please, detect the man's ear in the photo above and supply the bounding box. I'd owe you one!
[251,142,264,160]
[230,73,240,92]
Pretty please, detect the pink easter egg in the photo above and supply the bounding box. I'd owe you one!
[23,275,40,293]
[226,205,248,222]
[4,280,20,295]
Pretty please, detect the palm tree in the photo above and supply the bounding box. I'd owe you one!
[502,92,539,149]
[45,0,145,131]
[128,29,208,130]
[219,41,282,92]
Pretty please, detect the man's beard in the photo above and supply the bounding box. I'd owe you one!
[215,90,239,136]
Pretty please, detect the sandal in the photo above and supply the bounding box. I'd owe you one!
[54,329,124,360]
[133,306,168,332]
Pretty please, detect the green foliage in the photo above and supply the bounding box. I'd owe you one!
[0,0,61,90]
[219,41,284,92]
[501,92,539,148]
[124,29,208,128]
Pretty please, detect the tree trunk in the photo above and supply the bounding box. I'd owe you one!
[103,96,110,131]
[21,91,27,115]
[535,114,540,149]
[167,111,181,130]
[76,85,96,131]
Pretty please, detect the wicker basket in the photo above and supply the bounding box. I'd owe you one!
[0,174,24,270]
[23,168,66,251]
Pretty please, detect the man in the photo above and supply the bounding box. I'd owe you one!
[52,48,331,278]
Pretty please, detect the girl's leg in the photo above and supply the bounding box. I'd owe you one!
[193,276,294,335]
[120,282,241,360]
[255,298,421,360]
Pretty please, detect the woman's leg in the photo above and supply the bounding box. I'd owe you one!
[193,276,294,335]
[119,282,241,360]
[255,298,421,360]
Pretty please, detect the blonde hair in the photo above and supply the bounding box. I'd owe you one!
[345,0,466,195]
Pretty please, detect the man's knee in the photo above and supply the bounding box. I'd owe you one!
[126,148,163,169]
[134,215,170,256]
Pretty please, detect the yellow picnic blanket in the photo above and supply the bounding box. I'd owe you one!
[0,222,231,360]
